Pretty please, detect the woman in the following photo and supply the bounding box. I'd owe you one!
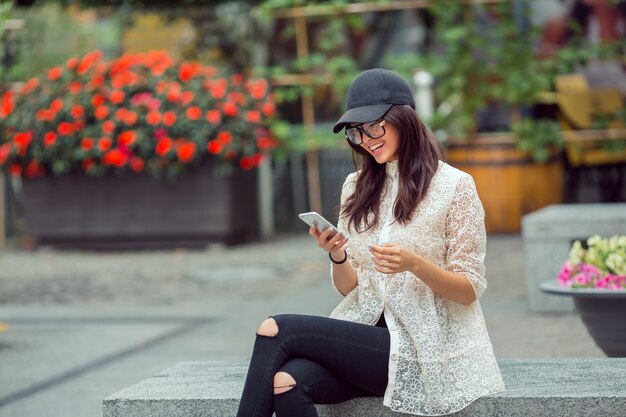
[236,68,505,417]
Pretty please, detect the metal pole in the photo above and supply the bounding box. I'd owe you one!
[258,153,274,239]
[294,15,322,214]
[0,174,5,249]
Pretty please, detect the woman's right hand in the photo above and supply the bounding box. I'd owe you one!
[309,225,348,259]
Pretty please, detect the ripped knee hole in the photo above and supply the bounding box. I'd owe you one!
[273,371,296,394]
[256,317,279,337]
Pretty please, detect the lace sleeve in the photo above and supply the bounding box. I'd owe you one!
[445,174,487,299]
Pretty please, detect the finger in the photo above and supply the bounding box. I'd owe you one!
[324,234,346,252]
[332,238,349,254]
[375,265,394,274]
[319,227,335,241]
[370,244,386,255]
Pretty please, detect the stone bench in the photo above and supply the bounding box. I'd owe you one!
[522,203,626,312]
[103,359,626,417]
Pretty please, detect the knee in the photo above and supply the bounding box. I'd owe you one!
[273,371,296,395]
[256,317,279,337]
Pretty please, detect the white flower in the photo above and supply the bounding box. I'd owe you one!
[568,240,584,265]
[606,252,626,275]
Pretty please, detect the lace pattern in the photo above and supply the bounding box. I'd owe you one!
[329,161,505,416]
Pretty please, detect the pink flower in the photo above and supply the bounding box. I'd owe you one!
[153,128,167,141]
[557,262,572,286]
[594,276,608,288]
[574,273,591,286]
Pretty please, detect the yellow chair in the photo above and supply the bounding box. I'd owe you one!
[554,74,626,167]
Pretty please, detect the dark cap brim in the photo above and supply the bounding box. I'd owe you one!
[332,103,392,134]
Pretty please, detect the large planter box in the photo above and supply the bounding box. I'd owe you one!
[446,134,564,233]
[19,163,259,249]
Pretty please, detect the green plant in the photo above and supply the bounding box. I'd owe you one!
[0,50,281,179]
[512,118,563,163]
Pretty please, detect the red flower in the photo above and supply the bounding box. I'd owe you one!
[130,157,144,172]
[124,111,138,126]
[44,132,57,147]
[81,137,94,151]
[114,108,127,121]
[21,78,39,94]
[207,140,223,155]
[156,137,173,156]
[36,109,54,122]
[50,99,63,112]
[247,79,267,100]
[155,81,168,94]
[180,90,195,105]
[109,90,125,104]
[57,122,74,136]
[217,131,232,145]
[176,141,197,163]
[97,137,112,152]
[71,105,85,119]
[146,111,161,125]
[163,111,176,126]
[47,66,63,81]
[222,101,238,117]
[257,136,277,150]
[185,106,202,121]
[118,131,137,147]
[66,57,79,70]
[103,149,127,167]
[91,95,106,107]
[0,143,11,165]
[69,82,82,95]
[88,74,105,89]
[13,132,33,154]
[240,153,263,170]
[261,102,276,117]
[239,156,254,170]
[95,105,109,120]
[1,92,13,117]
[8,163,22,177]
[179,62,200,83]
[25,160,44,178]
[102,120,116,134]
[246,110,261,123]
[210,79,227,99]
[205,110,221,124]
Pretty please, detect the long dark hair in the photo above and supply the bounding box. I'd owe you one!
[341,104,442,232]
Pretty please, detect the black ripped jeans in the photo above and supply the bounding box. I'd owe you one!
[235,314,390,417]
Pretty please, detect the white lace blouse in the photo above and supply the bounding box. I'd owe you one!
[329,160,505,416]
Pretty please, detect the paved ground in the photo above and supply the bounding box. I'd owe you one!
[0,233,603,417]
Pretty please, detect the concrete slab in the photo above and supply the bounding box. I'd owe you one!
[103,359,626,417]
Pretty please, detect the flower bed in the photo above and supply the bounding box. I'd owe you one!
[0,50,279,179]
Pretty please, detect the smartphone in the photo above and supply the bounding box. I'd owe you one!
[298,212,341,237]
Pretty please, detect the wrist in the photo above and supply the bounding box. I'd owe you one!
[410,253,423,276]
[329,250,348,264]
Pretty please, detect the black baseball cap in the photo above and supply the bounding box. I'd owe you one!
[333,68,415,134]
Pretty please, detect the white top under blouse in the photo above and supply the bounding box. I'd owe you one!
[329,160,505,416]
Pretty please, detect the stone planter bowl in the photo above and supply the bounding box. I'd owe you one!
[540,281,626,357]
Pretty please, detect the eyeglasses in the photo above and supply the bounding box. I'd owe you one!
[344,120,386,145]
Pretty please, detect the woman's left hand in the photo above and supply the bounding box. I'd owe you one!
[370,243,419,274]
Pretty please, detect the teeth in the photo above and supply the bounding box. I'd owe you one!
[370,142,384,151]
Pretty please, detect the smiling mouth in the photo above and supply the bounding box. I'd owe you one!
[369,142,385,153]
